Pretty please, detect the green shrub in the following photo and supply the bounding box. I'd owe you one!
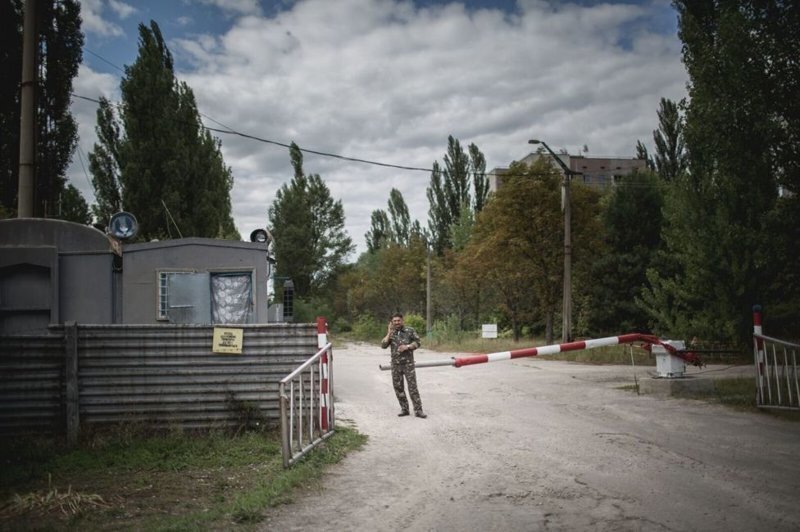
[404,313,425,333]
[429,314,469,345]
[291,297,333,324]
[351,314,385,341]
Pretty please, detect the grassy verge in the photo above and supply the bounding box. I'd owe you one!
[618,377,800,421]
[0,424,367,531]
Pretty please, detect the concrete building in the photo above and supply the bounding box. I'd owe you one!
[488,151,648,193]
[0,218,116,334]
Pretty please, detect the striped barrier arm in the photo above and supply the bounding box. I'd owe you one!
[379,333,702,371]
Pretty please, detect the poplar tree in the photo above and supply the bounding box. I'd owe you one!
[365,209,390,253]
[89,21,238,239]
[641,2,795,342]
[426,136,487,254]
[269,142,353,298]
[587,170,663,335]
[652,98,687,183]
[387,188,411,246]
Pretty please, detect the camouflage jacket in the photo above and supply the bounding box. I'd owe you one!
[381,326,421,358]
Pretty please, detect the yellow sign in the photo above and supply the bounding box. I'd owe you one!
[212,327,243,354]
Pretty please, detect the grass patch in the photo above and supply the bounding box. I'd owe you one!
[639,377,800,421]
[669,377,757,411]
[0,425,367,531]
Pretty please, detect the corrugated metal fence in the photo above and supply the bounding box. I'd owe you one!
[0,322,319,439]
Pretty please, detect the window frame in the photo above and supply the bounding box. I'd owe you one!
[155,269,195,321]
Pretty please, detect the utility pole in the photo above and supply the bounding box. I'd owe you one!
[529,139,582,343]
[426,246,432,336]
[18,0,37,217]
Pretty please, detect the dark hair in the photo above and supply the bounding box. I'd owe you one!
[391,312,404,319]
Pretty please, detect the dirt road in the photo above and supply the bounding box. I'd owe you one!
[262,342,800,531]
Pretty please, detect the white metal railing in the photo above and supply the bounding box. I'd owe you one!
[754,333,800,410]
[279,342,334,467]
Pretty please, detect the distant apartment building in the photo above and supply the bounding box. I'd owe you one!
[488,151,648,193]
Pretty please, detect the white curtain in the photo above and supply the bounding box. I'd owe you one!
[211,273,253,324]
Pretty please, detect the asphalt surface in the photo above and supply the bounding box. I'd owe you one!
[261,342,800,531]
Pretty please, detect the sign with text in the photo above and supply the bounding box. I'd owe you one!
[212,327,243,354]
[481,323,498,339]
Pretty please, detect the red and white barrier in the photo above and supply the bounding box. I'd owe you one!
[379,333,702,371]
[317,317,331,430]
[752,305,766,404]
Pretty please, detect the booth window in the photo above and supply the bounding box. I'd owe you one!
[157,270,254,324]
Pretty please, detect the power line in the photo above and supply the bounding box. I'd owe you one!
[204,126,433,173]
[73,92,434,173]
[72,49,661,184]
[85,47,125,73]
[73,93,667,186]
[75,145,94,190]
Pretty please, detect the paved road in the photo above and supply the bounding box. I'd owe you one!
[262,342,800,531]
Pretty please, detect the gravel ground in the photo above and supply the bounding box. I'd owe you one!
[261,342,800,532]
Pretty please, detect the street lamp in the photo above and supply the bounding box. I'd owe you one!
[528,139,582,343]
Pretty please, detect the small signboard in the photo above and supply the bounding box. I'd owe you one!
[481,323,498,339]
[212,327,243,354]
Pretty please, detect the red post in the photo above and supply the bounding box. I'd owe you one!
[753,305,765,403]
[317,317,330,431]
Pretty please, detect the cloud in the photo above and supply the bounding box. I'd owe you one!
[66,65,122,212]
[108,0,137,19]
[70,0,688,256]
[80,0,125,37]
[197,0,264,16]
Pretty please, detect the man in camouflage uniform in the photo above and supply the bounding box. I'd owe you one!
[381,313,427,418]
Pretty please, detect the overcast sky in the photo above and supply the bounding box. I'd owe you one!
[69,0,688,257]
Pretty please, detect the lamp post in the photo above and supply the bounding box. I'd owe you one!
[528,139,582,343]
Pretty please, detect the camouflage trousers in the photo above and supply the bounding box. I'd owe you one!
[391,353,423,413]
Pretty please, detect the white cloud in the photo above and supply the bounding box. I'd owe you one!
[80,0,125,37]
[197,0,263,16]
[71,0,688,255]
[66,65,121,211]
[108,0,137,19]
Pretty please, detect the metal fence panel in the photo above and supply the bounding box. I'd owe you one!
[0,334,64,435]
[0,323,319,437]
[754,333,800,410]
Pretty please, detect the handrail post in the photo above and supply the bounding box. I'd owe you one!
[279,382,290,468]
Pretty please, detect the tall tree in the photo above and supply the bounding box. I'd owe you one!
[469,143,489,213]
[641,2,793,342]
[426,161,448,253]
[88,97,122,224]
[58,183,91,223]
[635,140,655,171]
[387,188,411,245]
[586,170,663,335]
[89,21,238,239]
[0,0,86,219]
[467,159,563,341]
[269,142,353,297]
[365,209,390,253]
[652,98,687,182]
[426,136,487,254]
